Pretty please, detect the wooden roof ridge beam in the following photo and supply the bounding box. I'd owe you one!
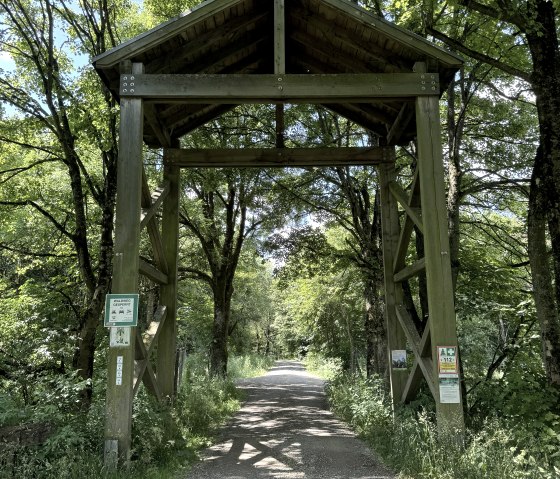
[163,147,389,167]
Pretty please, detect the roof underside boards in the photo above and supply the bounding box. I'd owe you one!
[93,0,462,147]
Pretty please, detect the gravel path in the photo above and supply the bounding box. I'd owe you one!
[183,360,395,479]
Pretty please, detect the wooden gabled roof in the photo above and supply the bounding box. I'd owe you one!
[93,0,462,147]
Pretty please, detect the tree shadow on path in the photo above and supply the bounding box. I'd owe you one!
[183,360,394,479]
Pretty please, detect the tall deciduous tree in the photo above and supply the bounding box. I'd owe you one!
[0,0,138,404]
[426,0,560,386]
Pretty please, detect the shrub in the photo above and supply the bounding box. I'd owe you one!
[325,369,560,479]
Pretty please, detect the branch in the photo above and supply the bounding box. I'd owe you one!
[0,199,73,239]
[427,27,531,82]
[178,266,213,286]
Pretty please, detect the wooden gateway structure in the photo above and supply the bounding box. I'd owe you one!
[93,0,465,464]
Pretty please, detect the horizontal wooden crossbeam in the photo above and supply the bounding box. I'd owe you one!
[164,147,387,167]
[120,73,440,103]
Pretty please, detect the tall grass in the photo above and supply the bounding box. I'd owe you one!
[228,353,275,379]
[0,353,271,479]
[326,372,560,479]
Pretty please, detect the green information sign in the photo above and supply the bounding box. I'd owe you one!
[104,294,139,327]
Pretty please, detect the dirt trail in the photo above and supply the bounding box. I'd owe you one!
[183,360,395,479]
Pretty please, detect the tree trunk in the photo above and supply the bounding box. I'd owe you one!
[525,1,560,386]
[364,274,387,379]
[528,149,560,385]
[210,279,232,377]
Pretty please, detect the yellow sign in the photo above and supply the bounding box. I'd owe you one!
[437,346,458,376]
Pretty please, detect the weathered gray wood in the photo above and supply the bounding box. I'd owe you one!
[142,305,168,356]
[144,103,172,147]
[319,0,463,68]
[132,305,168,399]
[395,305,436,398]
[140,180,170,230]
[401,323,433,402]
[133,331,162,402]
[274,0,285,74]
[157,158,180,400]
[378,156,408,408]
[274,0,286,148]
[141,168,168,275]
[415,64,465,436]
[92,0,247,68]
[392,168,420,273]
[164,147,386,167]
[386,103,414,145]
[119,73,440,101]
[105,62,144,467]
[138,259,168,285]
[147,11,269,74]
[393,257,425,283]
[388,180,424,234]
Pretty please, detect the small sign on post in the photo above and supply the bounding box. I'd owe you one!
[104,294,139,327]
[110,327,131,347]
[437,345,460,404]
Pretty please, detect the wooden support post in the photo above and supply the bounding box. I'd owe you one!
[104,62,144,466]
[414,63,465,439]
[156,151,180,399]
[274,0,285,148]
[378,151,408,408]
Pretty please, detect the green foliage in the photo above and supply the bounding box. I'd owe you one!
[303,351,344,381]
[325,369,560,479]
[227,354,275,379]
[0,353,280,479]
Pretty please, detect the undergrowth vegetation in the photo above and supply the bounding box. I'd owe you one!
[0,353,269,479]
[313,358,560,479]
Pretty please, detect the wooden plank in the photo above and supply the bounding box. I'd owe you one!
[138,259,168,285]
[164,147,387,167]
[133,332,162,402]
[395,305,436,398]
[393,167,420,273]
[146,11,269,74]
[415,66,465,436]
[93,0,248,68]
[393,257,425,283]
[388,180,424,234]
[274,0,285,149]
[140,181,170,230]
[274,0,285,74]
[319,0,463,68]
[119,73,440,102]
[378,155,408,408]
[157,158,180,399]
[401,322,432,403]
[142,168,168,275]
[144,103,171,147]
[104,62,143,467]
[386,103,414,145]
[143,305,168,356]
